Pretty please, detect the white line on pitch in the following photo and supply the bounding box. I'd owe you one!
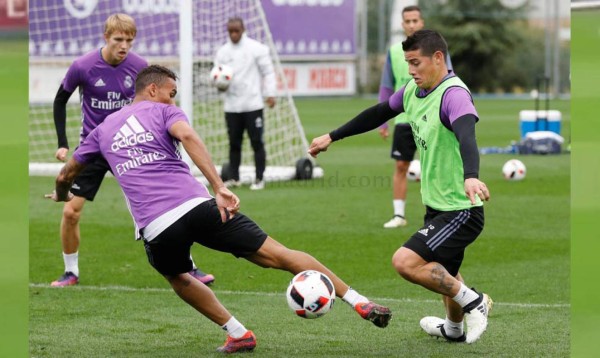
[29,283,569,309]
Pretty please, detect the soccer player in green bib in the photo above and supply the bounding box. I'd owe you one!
[308,30,492,344]
[378,6,453,229]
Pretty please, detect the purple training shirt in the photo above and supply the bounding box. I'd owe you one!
[62,49,148,142]
[73,101,212,229]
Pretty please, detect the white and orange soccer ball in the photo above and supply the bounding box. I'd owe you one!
[502,159,526,181]
[209,64,233,91]
[286,270,335,319]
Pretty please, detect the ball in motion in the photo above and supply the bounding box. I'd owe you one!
[286,270,335,319]
[209,64,233,91]
[407,159,421,181]
[502,159,526,181]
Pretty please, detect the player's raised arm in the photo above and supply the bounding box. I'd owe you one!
[308,101,400,157]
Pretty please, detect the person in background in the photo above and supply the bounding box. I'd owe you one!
[214,17,276,191]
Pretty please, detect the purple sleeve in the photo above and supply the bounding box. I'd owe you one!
[379,86,394,104]
[164,105,189,130]
[61,60,82,93]
[441,87,478,126]
[388,86,406,114]
[73,128,101,164]
[378,52,395,102]
[377,53,396,130]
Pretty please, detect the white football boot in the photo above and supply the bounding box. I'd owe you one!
[383,216,407,228]
[464,291,493,343]
[420,316,466,342]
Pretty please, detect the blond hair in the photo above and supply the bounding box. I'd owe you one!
[104,13,137,37]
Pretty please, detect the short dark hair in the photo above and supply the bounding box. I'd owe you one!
[402,29,448,58]
[135,65,178,94]
[402,5,421,14]
[227,17,244,28]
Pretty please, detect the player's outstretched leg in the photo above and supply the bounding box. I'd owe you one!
[245,236,392,328]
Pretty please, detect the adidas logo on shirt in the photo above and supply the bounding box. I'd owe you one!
[94,78,106,87]
[111,115,155,152]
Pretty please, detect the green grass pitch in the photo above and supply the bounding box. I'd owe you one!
[0,38,28,358]
[571,8,600,358]
[29,96,569,357]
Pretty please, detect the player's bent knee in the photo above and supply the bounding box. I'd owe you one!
[396,161,410,174]
[391,248,415,279]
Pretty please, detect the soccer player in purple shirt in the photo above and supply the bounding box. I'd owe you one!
[50,14,214,287]
[309,30,492,344]
[46,65,392,354]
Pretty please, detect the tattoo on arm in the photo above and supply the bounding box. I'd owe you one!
[430,264,454,295]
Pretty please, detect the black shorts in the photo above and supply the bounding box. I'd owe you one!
[391,123,417,162]
[402,206,484,276]
[70,156,111,201]
[143,199,268,276]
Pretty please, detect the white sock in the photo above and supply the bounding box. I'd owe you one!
[393,199,405,218]
[443,317,464,338]
[221,316,248,338]
[63,252,79,277]
[342,287,369,308]
[452,283,480,308]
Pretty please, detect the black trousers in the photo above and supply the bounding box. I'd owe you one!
[225,109,266,181]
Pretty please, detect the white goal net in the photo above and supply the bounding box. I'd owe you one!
[29,0,319,183]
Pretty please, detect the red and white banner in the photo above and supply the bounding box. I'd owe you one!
[278,62,355,96]
[0,0,27,28]
[31,62,357,102]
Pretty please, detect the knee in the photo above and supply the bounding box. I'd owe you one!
[250,140,264,152]
[164,273,190,292]
[395,161,409,175]
[229,142,242,151]
[391,249,414,280]
[62,204,82,225]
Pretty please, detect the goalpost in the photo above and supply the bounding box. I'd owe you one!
[29,0,321,183]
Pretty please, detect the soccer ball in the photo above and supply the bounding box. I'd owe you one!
[407,159,421,181]
[286,270,335,319]
[502,159,526,181]
[209,64,233,91]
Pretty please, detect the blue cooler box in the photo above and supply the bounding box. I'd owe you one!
[519,110,561,138]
